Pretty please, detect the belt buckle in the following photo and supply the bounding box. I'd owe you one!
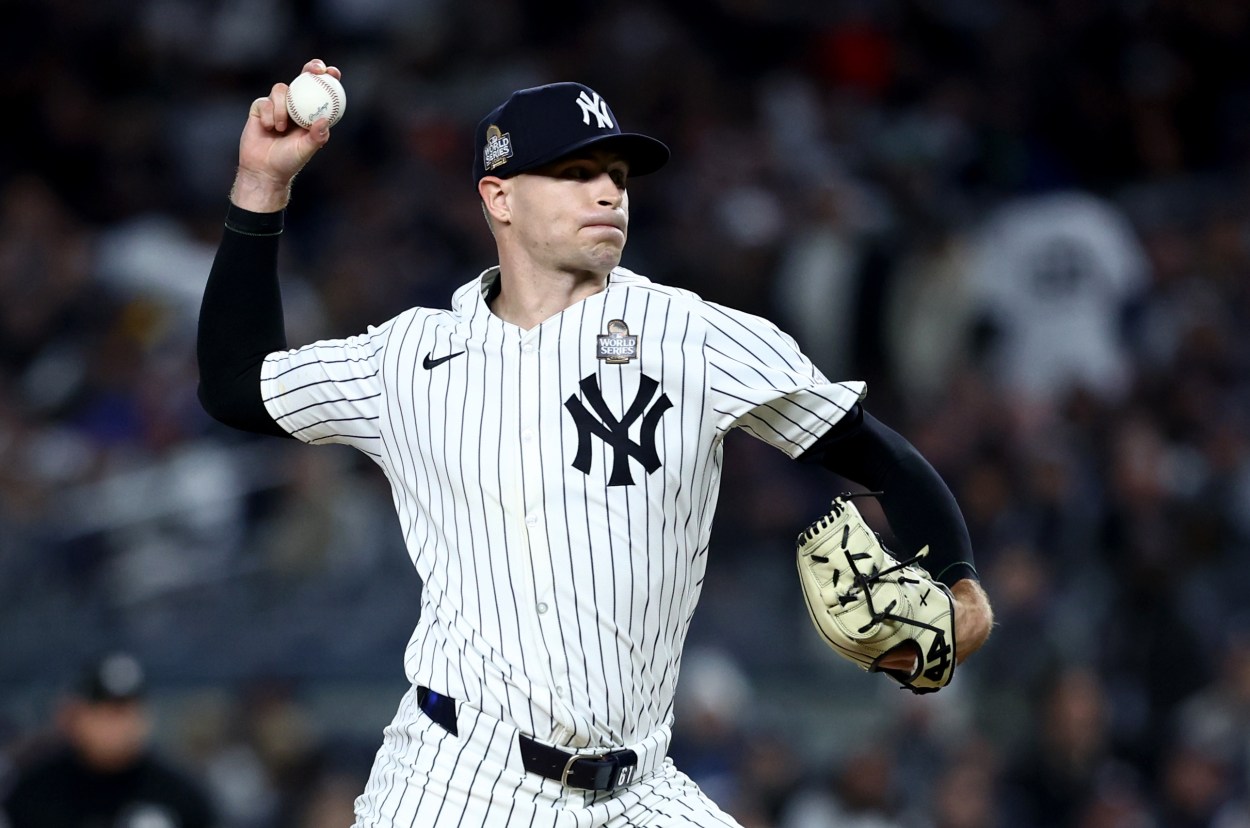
[559,752,586,788]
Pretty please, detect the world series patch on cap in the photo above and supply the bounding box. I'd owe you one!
[473,83,670,185]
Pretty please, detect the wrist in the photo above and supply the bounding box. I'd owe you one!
[224,202,284,236]
[951,578,993,663]
[230,169,293,212]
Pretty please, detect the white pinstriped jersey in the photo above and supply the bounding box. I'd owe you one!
[260,265,864,750]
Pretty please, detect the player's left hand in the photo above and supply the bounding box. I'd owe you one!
[797,495,959,692]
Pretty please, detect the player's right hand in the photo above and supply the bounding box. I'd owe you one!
[950,578,993,663]
[232,59,341,211]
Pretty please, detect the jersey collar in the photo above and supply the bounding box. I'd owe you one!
[452,265,654,318]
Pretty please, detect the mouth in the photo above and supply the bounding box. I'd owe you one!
[584,214,627,234]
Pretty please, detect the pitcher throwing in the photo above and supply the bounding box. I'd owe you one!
[197,59,994,827]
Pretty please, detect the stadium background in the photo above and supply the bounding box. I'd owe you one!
[4,1,1250,825]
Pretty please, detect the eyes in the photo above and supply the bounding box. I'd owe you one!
[557,161,629,189]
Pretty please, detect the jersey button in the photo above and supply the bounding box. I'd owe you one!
[555,687,565,698]
[537,602,549,614]
[526,514,538,526]
[522,429,534,443]
[522,343,535,354]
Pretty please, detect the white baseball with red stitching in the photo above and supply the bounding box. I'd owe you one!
[285,72,346,129]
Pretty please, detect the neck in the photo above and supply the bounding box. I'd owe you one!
[489,263,610,330]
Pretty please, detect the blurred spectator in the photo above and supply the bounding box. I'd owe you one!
[670,647,757,807]
[1072,768,1155,828]
[1153,741,1248,828]
[0,652,216,828]
[734,733,808,828]
[770,175,878,382]
[968,543,1065,749]
[1000,666,1142,828]
[964,189,1149,415]
[883,219,979,408]
[1171,629,1250,819]
[780,741,907,828]
[918,741,1002,828]
[290,770,361,828]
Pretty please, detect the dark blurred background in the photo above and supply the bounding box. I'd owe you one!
[4,0,1250,826]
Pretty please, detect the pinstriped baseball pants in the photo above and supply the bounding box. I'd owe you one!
[353,684,745,828]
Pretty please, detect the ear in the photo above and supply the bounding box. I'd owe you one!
[478,176,511,224]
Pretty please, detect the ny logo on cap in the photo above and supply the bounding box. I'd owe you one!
[576,90,613,129]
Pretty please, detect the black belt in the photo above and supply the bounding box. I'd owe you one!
[417,687,639,792]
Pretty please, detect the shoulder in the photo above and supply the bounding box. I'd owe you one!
[8,745,74,780]
[609,270,799,357]
[610,267,777,330]
[609,267,699,299]
[364,305,456,343]
[3,748,77,804]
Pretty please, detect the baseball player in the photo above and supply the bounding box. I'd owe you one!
[197,59,993,827]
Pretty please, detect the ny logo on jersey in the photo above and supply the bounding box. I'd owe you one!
[564,374,672,487]
[575,91,613,129]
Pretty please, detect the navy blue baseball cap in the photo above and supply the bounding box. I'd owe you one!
[77,652,147,703]
[473,82,670,185]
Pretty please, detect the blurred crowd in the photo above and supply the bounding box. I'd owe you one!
[4,0,1250,825]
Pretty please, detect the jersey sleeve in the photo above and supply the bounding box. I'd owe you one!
[259,320,392,456]
[702,302,866,457]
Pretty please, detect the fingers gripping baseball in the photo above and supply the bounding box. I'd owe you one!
[234,60,341,202]
[242,91,327,176]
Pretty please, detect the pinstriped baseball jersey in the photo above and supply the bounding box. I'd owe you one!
[259,265,864,750]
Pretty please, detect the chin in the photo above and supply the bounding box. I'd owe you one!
[596,257,624,276]
[583,248,624,275]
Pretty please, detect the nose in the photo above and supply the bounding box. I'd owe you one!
[593,172,623,207]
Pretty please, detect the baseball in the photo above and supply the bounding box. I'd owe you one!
[285,71,346,129]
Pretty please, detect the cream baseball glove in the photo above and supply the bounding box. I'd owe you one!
[796,493,956,693]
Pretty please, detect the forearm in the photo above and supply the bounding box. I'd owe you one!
[805,411,993,668]
[196,203,292,437]
[806,407,978,586]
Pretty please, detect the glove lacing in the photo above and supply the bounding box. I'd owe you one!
[800,492,945,636]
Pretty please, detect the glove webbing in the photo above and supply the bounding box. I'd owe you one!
[806,492,946,638]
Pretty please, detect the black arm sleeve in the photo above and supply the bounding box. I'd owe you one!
[196,203,292,438]
[800,405,978,586]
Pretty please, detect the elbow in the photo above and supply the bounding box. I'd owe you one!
[197,375,290,439]
[197,376,255,430]
[197,380,236,427]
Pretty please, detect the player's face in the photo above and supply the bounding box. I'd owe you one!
[64,699,152,771]
[508,150,630,277]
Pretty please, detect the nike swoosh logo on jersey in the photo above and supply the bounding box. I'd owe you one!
[423,351,466,369]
